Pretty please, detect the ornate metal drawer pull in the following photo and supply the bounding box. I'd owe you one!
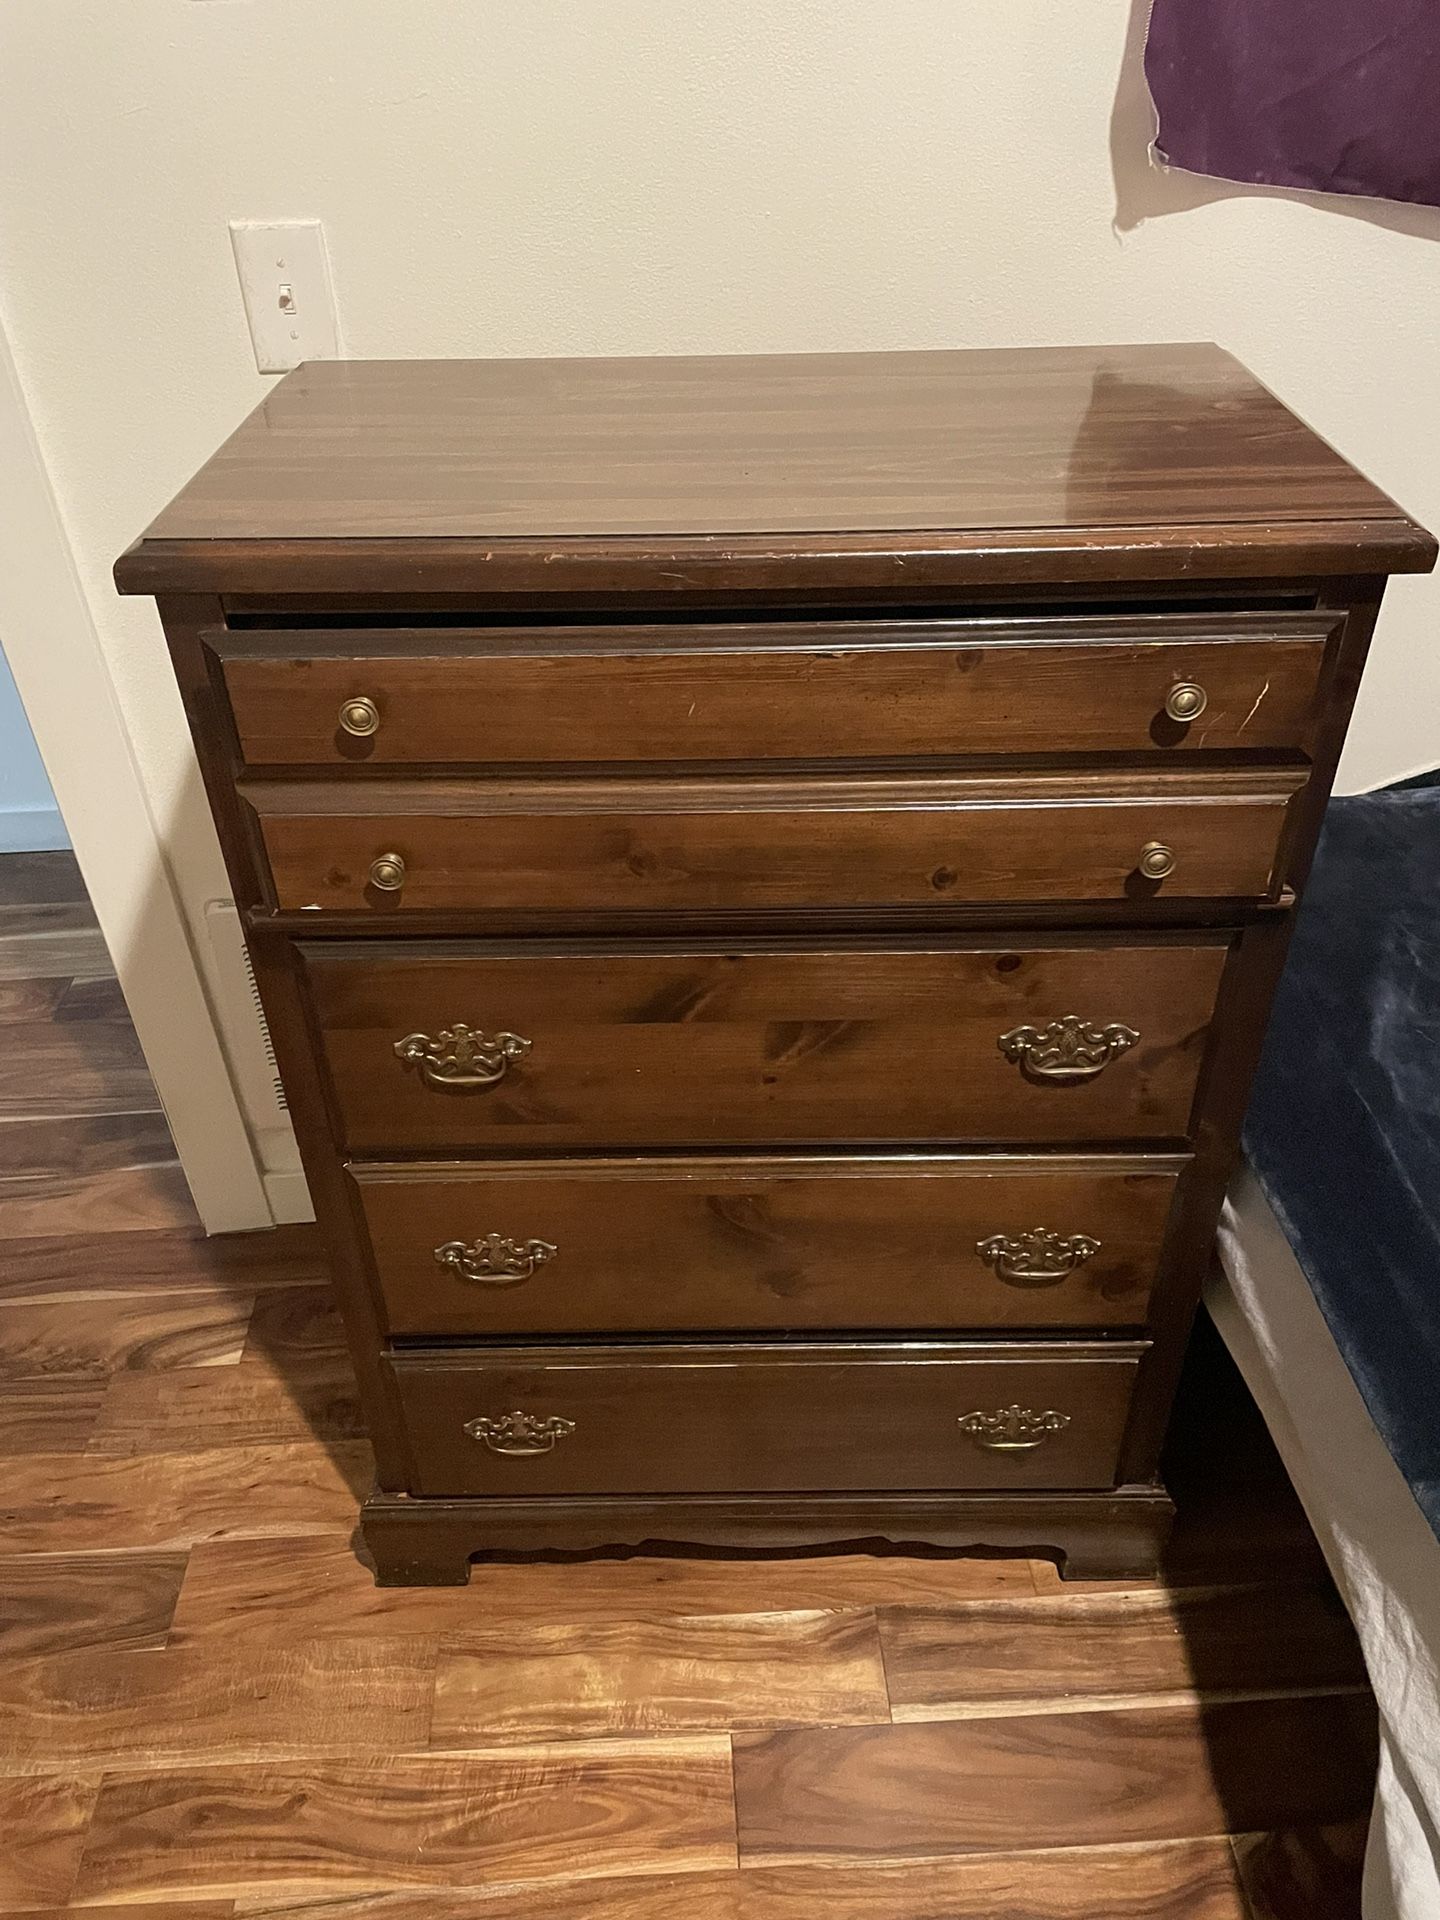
[465,1409,575,1456]
[958,1405,1072,1452]
[1137,841,1176,881]
[998,1015,1139,1084]
[1163,681,1207,723]
[339,695,381,737]
[435,1234,558,1286]
[976,1229,1101,1287]
[394,1024,532,1089]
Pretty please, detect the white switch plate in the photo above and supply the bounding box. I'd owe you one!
[229,220,339,374]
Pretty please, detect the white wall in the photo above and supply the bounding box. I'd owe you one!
[0,1,1435,1173]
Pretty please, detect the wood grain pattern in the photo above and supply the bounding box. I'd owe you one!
[160,558,1401,1589]
[0,1377,106,1451]
[0,1110,177,1185]
[0,1159,196,1241]
[52,974,136,1022]
[0,1637,435,1774]
[0,900,98,939]
[97,360,1410,1916]
[18,1906,234,1920]
[308,938,1228,1153]
[0,1290,252,1378]
[0,859,1384,1920]
[0,1771,98,1908]
[0,1016,161,1119]
[355,1154,1182,1338]
[95,1285,360,1448]
[252,769,1298,916]
[387,1341,1142,1498]
[229,1838,1252,1918]
[878,1581,1368,1718]
[90,1353,364,1453]
[74,1744,738,1902]
[0,851,91,909]
[218,614,1334,767]
[0,1441,370,1552]
[0,1111,190,1247]
[0,1550,186,1657]
[116,348,1431,599]
[0,1222,325,1305]
[0,976,67,1024]
[732,1693,1379,1863]
[243,1282,347,1347]
[1231,1819,1369,1920]
[120,520,1438,598]
[169,1534,1036,1647]
[0,919,112,983]
[430,1612,890,1746]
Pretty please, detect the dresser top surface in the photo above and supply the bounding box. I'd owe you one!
[119,344,1434,591]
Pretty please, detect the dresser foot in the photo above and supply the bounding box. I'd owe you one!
[1033,1484,1174,1581]
[1049,1493,1176,1580]
[356,1485,1174,1587]
[361,1498,474,1586]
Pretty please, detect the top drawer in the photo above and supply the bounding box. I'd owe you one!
[214,611,1338,768]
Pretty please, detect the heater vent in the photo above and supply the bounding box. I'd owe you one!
[202,898,289,1129]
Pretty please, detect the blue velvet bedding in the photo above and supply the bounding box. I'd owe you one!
[1244,780,1440,1543]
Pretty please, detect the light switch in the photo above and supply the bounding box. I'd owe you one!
[229,220,339,374]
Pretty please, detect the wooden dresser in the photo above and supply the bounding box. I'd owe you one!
[116,345,1435,1584]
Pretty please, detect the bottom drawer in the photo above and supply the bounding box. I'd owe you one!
[386,1341,1144,1497]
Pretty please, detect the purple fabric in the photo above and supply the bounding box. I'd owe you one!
[1145,0,1440,210]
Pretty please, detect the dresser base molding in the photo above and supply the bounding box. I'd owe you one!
[358,1483,1175,1587]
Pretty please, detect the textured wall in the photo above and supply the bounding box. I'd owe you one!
[0,0,1435,929]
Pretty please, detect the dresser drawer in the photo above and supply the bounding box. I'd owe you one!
[305,937,1228,1152]
[216,611,1336,766]
[353,1154,1182,1337]
[386,1340,1144,1496]
[251,769,1299,915]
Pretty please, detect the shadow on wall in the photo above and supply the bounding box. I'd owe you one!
[1109,0,1440,242]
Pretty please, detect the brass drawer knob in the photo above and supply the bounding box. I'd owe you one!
[998,1015,1139,1084]
[976,1230,1101,1287]
[435,1234,558,1286]
[958,1405,1071,1453]
[394,1023,532,1089]
[465,1410,575,1456]
[368,852,406,893]
[339,696,381,737]
[1138,841,1176,881]
[1164,681,1207,723]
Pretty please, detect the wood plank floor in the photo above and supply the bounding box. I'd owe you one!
[0,851,1373,1916]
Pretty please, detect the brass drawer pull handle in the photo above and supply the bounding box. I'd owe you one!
[977,1230,1101,1287]
[465,1410,575,1456]
[339,696,381,737]
[998,1015,1139,1084]
[435,1234,558,1286]
[1164,681,1207,723]
[368,852,406,893]
[958,1405,1072,1453]
[394,1023,532,1089]
[1137,841,1176,881]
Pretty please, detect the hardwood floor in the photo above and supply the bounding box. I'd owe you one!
[0,851,1371,1916]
